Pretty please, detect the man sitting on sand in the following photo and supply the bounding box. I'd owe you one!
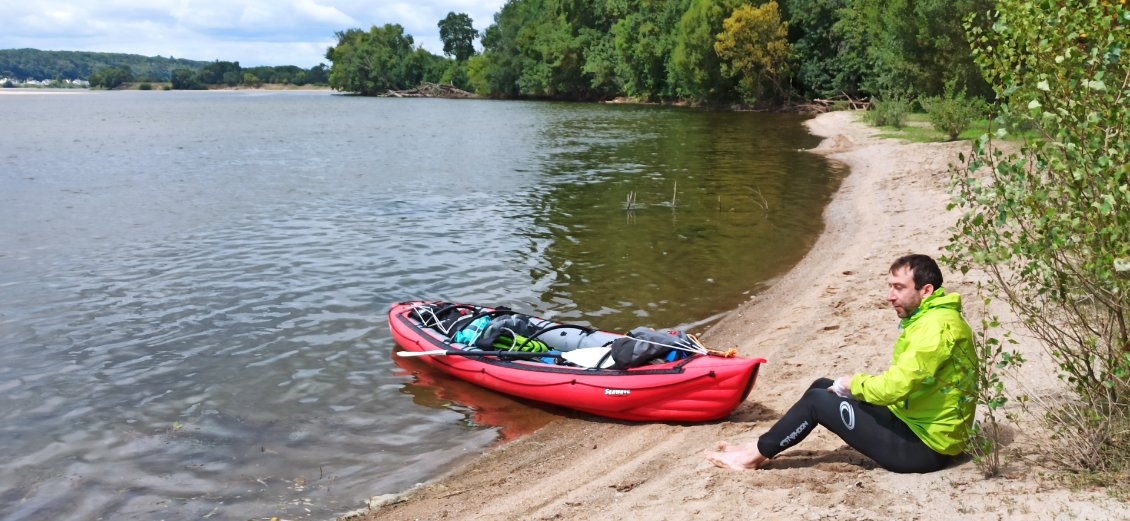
[705,254,976,473]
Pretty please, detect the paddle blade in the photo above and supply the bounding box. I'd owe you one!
[397,350,449,357]
[561,346,614,369]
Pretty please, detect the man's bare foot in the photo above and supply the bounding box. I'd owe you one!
[704,442,768,470]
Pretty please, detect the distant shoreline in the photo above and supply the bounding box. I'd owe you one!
[0,88,87,95]
[201,84,332,92]
[0,84,332,94]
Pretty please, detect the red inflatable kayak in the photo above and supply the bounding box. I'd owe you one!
[388,301,766,422]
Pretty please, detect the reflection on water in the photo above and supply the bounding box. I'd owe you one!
[0,91,840,520]
[529,107,839,329]
[393,356,566,441]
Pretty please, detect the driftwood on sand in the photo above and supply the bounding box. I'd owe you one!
[384,82,477,98]
[799,93,871,113]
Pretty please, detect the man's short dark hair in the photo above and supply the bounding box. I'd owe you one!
[890,254,943,290]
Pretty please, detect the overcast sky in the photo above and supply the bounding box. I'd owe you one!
[0,0,508,68]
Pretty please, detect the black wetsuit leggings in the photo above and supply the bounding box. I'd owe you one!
[756,378,955,473]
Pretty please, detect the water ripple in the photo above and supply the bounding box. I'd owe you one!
[0,188,543,519]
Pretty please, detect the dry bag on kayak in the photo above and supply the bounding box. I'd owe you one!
[452,316,491,345]
[473,315,541,350]
[608,327,692,369]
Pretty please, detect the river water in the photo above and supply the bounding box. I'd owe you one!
[0,90,842,519]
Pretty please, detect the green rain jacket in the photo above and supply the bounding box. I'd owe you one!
[849,289,976,455]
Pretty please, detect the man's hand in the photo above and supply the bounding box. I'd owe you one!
[829,375,853,398]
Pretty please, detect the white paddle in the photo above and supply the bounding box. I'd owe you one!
[560,346,615,369]
[397,346,616,369]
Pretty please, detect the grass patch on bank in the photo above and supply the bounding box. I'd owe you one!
[869,113,1037,143]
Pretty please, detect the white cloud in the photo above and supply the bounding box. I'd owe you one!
[0,0,505,67]
[294,0,354,25]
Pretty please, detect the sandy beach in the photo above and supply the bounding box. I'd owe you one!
[352,111,1125,521]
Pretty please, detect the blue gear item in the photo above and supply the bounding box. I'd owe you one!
[452,316,491,345]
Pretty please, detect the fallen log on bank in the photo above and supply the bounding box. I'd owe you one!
[799,93,871,113]
[384,82,477,98]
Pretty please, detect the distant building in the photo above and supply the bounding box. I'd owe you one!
[1,78,91,88]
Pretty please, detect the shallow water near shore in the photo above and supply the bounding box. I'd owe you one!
[0,90,842,519]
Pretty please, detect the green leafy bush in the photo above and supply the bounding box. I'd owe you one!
[947,0,1130,475]
[865,93,911,128]
[955,295,1025,477]
[88,65,133,89]
[920,80,986,140]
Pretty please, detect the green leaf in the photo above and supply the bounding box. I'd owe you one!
[1085,79,1107,91]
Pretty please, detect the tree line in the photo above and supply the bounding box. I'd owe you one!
[0,48,330,90]
[168,61,329,89]
[0,48,208,82]
[325,0,994,105]
[89,61,329,90]
[83,61,329,90]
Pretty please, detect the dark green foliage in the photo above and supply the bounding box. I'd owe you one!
[325,25,421,95]
[7,1,999,103]
[472,4,523,97]
[472,0,615,99]
[475,0,553,97]
[1,49,329,89]
[168,60,328,89]
[171,69,206,90]
[779,0,861,99]
[456,0,992,103]
[5,1,997,102]
[834,0,992,99]
[0,48,207,81]
[88,65,134,89]
[670,0,744,103]
[5,0,996,102]
[305,64,330,85]
[241,64,327,85]
[200,61,242,86]
[606,0,689,100]
[438,12,479,62]
[405,48,449,87]
[440,61,472,90]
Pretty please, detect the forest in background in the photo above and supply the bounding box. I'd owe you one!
[5,0,993,104]
[0,48,329,89]
[325,0,995,106]
[0,48,209,82]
